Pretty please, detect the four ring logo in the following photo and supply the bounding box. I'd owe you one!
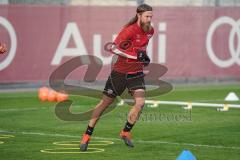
[206,16,240,68]
[0,16,17,71]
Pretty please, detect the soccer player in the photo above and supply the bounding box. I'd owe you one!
[80,3,154,151]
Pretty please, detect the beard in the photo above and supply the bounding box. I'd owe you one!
[140,20,152,32]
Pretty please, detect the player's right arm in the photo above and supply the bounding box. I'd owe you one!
[111,27,137,59]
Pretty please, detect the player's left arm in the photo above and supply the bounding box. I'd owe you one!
[137,28,154,66]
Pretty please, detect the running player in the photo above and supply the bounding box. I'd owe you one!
[80,3,154,151]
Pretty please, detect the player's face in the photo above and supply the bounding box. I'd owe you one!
[140,11,153,24]
[139,11,153,32]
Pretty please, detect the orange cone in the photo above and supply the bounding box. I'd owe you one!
[38,87,49,101]
[57,92,68,102]
[47,89,57,102]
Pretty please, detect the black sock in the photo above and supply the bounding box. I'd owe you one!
[123,121,134,132]
[85,125,94,136]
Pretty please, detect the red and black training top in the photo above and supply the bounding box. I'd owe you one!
[113,22,154,74]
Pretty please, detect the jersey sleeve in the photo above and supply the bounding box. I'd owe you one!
[113,27,137,57]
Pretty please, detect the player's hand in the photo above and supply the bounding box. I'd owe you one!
[0,43,7,54]
[137,50,150,66]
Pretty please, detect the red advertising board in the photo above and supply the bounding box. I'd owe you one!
[0,5,240,82]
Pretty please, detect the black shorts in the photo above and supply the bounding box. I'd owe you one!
[103,70,145,98]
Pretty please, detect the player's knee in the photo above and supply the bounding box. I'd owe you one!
[134,99,145,110]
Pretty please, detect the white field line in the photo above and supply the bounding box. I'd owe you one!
[0,129,240,150]
[0,108,41,112]
[0,105,91,112]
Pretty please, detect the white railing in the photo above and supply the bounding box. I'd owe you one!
[118,99,240,111]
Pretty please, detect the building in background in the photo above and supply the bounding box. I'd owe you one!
[1,0,240,6]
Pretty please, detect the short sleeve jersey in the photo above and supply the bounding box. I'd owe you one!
[113,22,154,74]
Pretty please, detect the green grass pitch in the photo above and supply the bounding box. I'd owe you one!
[0,84,240,160]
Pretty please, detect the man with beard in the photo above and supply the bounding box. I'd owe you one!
[80,3,154,151]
